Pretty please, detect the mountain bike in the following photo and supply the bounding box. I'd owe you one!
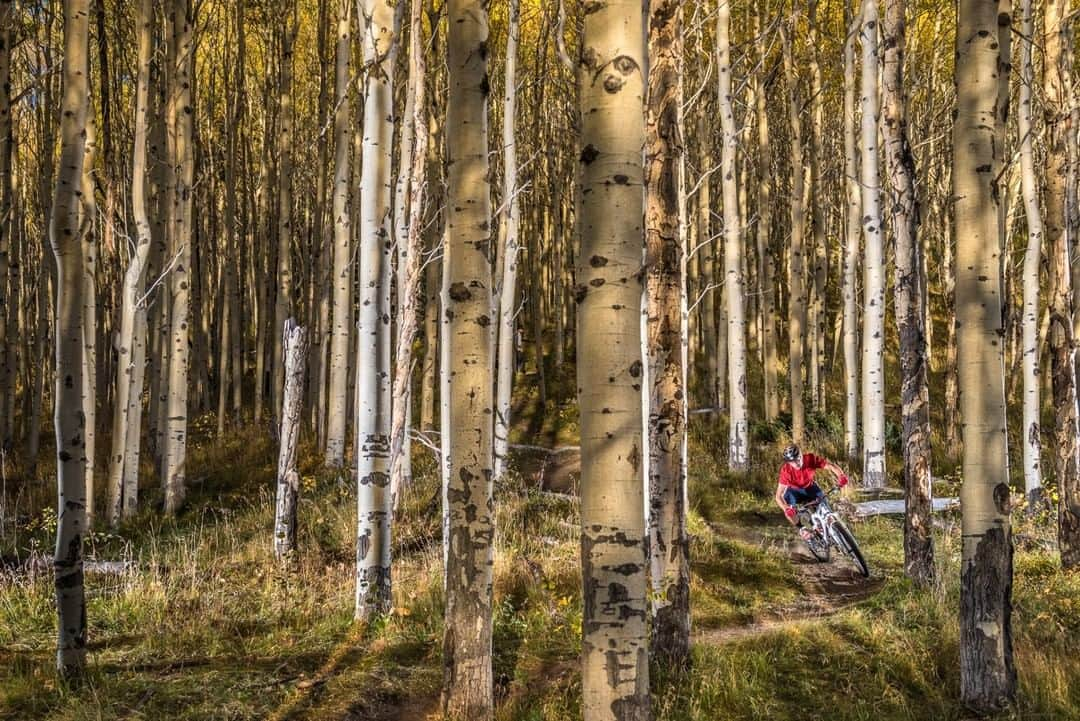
[795,488,870,577]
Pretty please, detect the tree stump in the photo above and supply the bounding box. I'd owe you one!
[274,318,308,564]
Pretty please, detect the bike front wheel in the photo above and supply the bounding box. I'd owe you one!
[832,521,869,577]
[805,531,830,562]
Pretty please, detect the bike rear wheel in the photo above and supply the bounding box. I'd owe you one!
[833,521,869,577]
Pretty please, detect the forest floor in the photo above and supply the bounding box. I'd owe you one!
[1,416,1079,720]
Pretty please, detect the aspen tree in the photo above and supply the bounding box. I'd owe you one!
[843,3,861,460]
[163,0,194,515]
[51,0,90,677]
[443,0,495,716]
[578,1,650,717]
[781,20,806,443]
[78,109,97,523]
[882,0,933,586]
[325,0,351,467]
[107,0,153,525]
[272,6,297,419]
[389,0,428,503]
[754,2,778,422]
[955,0,1016,708]
[1044,0,1080,568]
[718,0,747,469]
[355,0,397,620]
[493,0,520,483]
[860,0,886,489]
[1018,0,1042,508]
[646,0,689,667]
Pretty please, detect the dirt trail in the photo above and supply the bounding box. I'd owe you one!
[696,519,884,645]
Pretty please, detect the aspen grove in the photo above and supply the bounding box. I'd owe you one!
[2,0,1080,719]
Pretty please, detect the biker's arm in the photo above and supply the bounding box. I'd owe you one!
[824,460,850,487]
[776,484,797,525]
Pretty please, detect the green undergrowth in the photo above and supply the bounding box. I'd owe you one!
[1,418,1078,720]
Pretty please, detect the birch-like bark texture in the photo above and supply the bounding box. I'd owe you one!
[781,20,806,443]
[718,0,747,470]
[443,0,495,714]
[955,0,1016,709]
[274,319,308,563]
[271,8,296,420]
[78,108,97,524]
[842,4,861,461]
[646,0,689,667]
[860,0,886,489]
[355,0,396,621]
[325,0,351,468]
[163,0,194,515]
[392,3,415,495]
[1044,0,1080,569]
[754,3,778,423]
[493,0,521,483]
[389,0,428,505]
[107,0,153,525]
[1019,0,1042,509]
[577,1,650,717]
[51,0,90,677]
[882,0,933,587]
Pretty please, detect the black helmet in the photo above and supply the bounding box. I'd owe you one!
[782,444,801,462]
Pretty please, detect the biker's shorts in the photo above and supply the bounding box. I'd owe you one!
[783,483,825,507]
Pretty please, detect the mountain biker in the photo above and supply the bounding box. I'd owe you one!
[775,444,850,542]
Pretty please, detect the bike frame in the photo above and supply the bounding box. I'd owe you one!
[798,490,846,551]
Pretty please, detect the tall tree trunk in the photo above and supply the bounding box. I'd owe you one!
[860,0,886,489]
[578,1,650,718]
[272,8,297,421]
[843,3,861,460]
[163,0,194,515]
[51,0,91,677]
[442,1,495,717]
[646,0,689,667]
[389,0,428,504]
[755,3,778,422]
[1044,0,1080,568]
[325,0,351,467]
[1019,0,1042,509]
[274,319,308,563]
[493,0,520,483]
[807,0,827,412]
[882,0,933,587]
[355,0,397,620]
[781,20,806,442]
[718,2,747,469]
[78,110,98,523]
[107,0,153,525]
[955,0,1016,709]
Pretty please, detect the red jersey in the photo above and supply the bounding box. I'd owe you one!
[778,453,827,489]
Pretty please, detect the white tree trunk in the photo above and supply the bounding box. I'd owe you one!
[51,0,91,676]
[493,0,521,483]
[956,0,1017,708]
[718,0,747,469]
[355,0,397,621]
[107,0,153,525]
[843,4,861,460]
[274,319,308,563]
[1018,0,1042,507]
[860,0,886,488]
[578,1,650,717]
[325,0,352,467]
[163,0,194,515]
[443,0,495,715]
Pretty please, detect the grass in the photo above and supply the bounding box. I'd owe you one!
[1,413,1078,720]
